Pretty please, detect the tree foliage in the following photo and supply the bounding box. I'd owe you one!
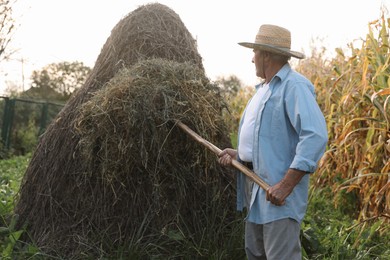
[28,61,91,101]
[0,0,17,63]
[215,75,243,96]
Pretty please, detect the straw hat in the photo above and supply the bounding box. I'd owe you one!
[238,24,305,59]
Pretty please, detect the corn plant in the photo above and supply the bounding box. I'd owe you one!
[295,14,390,251]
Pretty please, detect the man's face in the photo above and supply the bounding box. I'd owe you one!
[252,49,264,79]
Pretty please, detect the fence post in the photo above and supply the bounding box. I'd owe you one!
[1,97,8,147]
[1,98,15,149]
[39,102,49,136]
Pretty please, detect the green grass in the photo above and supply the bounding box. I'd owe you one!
[0,154,42,259]
[0,155,29,213]
[302,185,390,259]
[0,154,389,259]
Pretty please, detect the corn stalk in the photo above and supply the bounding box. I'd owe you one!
[309,15,390,222]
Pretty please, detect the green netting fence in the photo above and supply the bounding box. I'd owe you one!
[0,96,64,156]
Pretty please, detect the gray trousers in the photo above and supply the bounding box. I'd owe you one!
[245,218,302,260]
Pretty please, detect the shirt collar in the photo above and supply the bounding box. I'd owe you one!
[269,63,292,86]
[255,63,292,90]
[274,63,291,82]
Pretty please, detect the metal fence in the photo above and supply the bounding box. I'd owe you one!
[0,96,64,155]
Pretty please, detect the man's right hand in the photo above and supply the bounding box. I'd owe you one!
[218,148,237,167]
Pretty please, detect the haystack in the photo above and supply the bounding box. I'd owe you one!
[14,3,237,257]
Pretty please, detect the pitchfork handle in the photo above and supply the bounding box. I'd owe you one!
[175,120,270,191]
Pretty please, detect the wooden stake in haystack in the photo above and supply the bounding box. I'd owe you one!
[176,120,270,191]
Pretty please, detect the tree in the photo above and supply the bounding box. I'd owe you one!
[0,0,17,63]
[215,75,243,96]
[28,61,91,101]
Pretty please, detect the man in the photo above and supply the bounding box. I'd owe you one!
[218,24,328,259]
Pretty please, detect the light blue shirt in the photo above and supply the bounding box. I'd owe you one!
[236,63,328,224]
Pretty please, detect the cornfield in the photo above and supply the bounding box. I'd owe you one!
[301,15,390,224]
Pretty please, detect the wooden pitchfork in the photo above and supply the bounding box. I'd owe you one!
[175,120,270,191]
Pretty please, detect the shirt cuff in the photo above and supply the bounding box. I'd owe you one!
[290,155,317,173]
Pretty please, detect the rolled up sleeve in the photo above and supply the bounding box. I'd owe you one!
[286,81,328,173]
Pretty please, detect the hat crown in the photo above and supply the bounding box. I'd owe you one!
[255,24,291,49]
[238,24,304,59]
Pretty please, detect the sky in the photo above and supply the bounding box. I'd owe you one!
[1,0,389,95]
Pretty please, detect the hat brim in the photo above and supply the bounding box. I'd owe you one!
[238,42,305,59]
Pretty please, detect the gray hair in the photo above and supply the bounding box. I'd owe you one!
[260,50,290,63]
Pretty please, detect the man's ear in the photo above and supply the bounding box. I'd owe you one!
[264,51,271,60]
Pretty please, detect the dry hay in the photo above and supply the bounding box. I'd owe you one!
[14,3,237,258]
[73,58,235,253]
[76,58,230,182]
[82,2,203,96]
